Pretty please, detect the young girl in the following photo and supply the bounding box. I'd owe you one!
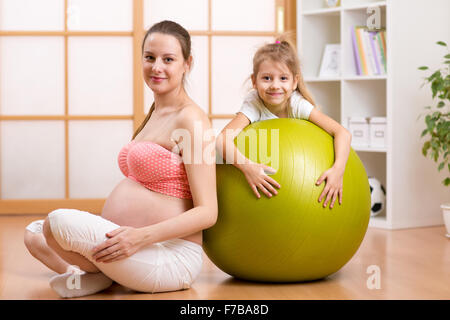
[216,38,352,209]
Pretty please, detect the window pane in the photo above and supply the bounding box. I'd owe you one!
[211,36,273,115]
[69,120,133,198]
[144,0,208,31]
[0,121,65,199]
[212,0,275,31]
[0,37,65,115]
[68,37,133,115]
[67,0,132,31]
[0,0,64,31]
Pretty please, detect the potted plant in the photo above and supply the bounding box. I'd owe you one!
[418,41,450,237]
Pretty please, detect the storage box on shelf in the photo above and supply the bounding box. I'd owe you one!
[348,116,369,147]
[368,117,387,148]
[348,116,387,150]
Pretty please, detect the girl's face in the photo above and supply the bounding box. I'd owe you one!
[142,32,191,95]
[252,59,299,110]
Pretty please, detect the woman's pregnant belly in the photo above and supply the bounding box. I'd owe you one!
[101,177,201,245]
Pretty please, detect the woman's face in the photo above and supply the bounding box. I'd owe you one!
[142,32,190,95]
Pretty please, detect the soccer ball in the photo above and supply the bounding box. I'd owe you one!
[368,177,386,217]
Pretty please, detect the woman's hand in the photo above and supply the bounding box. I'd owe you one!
[316,165,344,209]
[240,161,281,199]
[92,226,144,263]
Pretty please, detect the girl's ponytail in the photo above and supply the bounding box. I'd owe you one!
[255,34,317,110]
[296,73,317,109]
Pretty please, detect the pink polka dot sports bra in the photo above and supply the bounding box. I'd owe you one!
[118,140,192,199]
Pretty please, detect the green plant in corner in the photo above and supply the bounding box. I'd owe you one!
[418,41,450,186]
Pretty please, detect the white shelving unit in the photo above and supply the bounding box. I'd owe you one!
[297,0,450,229]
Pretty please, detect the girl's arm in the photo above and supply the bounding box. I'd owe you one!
[216,113,280,198]
[308,108,352,208]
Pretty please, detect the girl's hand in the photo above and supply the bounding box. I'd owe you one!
[92,226,144,263]
[316,165,344,209]
[240,161,281,199]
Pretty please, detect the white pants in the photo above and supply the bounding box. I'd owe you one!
[26,209,203,293]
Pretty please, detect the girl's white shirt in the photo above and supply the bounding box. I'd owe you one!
[237,90,313,123]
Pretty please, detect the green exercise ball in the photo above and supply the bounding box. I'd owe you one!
[204,119,370,282]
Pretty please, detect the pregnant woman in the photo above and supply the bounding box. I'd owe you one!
[23,20,218,298]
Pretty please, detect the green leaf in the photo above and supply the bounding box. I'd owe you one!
[418,66,429,70]
[421,129,428,137]
[425,115,435,131]
[431,140,439,150]
[422,141,431,156]
[444,177,450,186]
[429,70,441,81]
[438,162,445,171]
[431,79,440,98]
[438,124,448,138]
[445,54,450,59]
[437,41,447,46]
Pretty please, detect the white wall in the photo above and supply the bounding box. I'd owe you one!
[390,0,450,228]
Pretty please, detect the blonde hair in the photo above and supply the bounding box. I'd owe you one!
[252,34,317,114]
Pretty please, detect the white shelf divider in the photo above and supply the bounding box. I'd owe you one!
[302,7,342,16]
[353,146,387,153]
[344,1,387,11]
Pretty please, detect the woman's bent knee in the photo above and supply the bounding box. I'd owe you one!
[24,229,36,253]
[44,209,78,252]
[43,208,119,261]
[24,218,55,260]
[24,230,49,258]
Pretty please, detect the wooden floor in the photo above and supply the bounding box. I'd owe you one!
[1,214,449,300]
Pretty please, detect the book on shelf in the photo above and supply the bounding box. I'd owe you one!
[351,26,387,76]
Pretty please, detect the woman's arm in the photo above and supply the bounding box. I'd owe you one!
[139,107,218,245]
[308,108,352,208]
[216,113,280,198]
